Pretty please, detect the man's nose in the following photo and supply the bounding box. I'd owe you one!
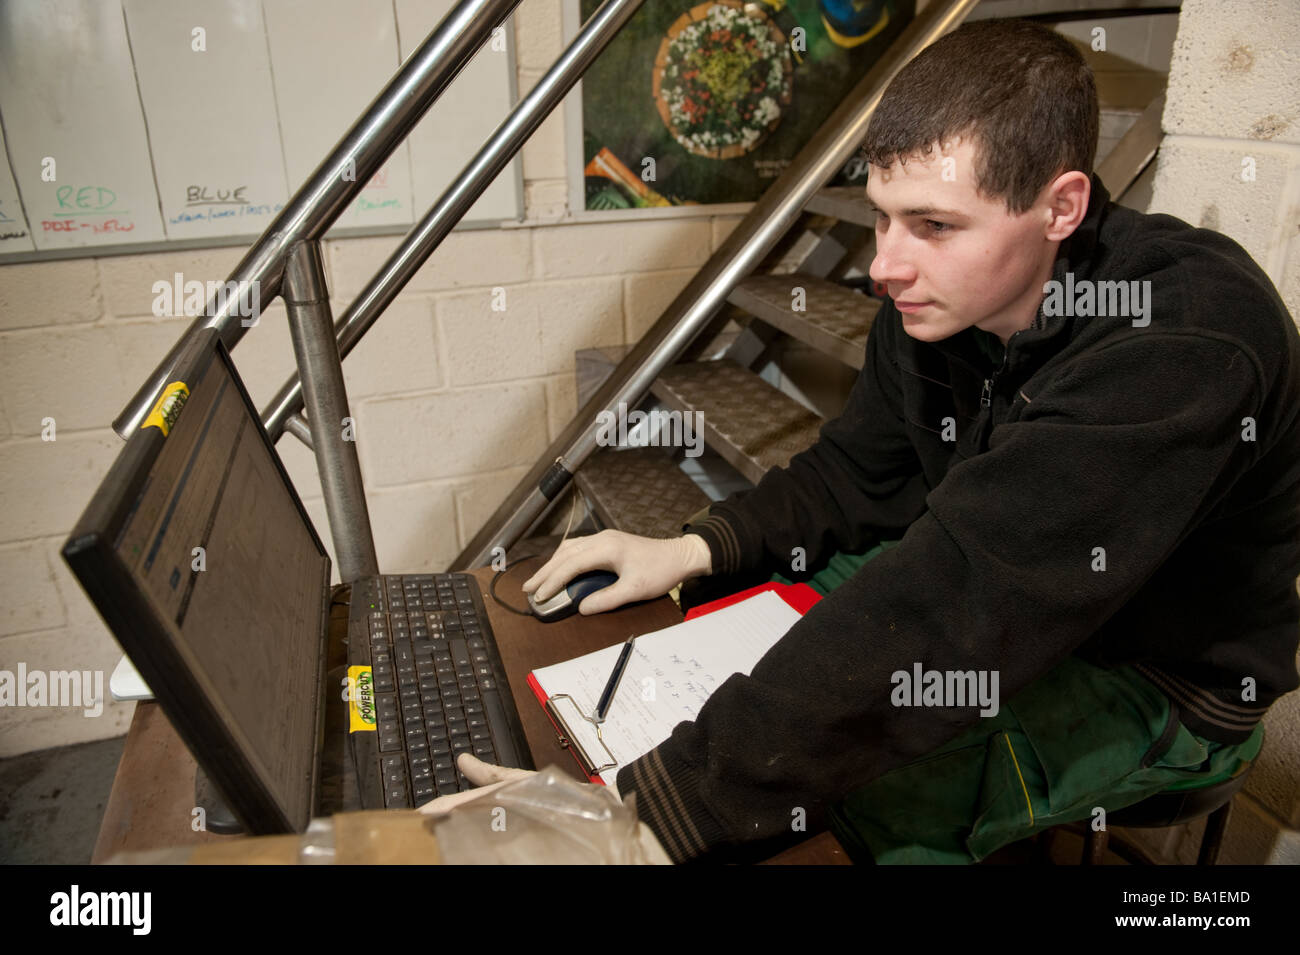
[869,227,916,287]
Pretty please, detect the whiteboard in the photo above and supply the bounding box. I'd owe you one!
[0,123,33,253]
[0,0,167,250]
[0,0,521,260]
[124,0,290,241]
[397,0,520,224]
[264,0,414,231]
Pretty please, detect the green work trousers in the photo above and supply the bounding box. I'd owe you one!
[771,541,1263,864]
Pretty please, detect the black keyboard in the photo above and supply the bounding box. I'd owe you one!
[346,572,532,809]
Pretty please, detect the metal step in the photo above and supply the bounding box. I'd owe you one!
[575,447,712,539]
[1097,92,1165,202]
[806,185,875,227]
[650,360,823,485]
[728,273,879,369]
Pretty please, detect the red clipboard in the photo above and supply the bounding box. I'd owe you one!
[526,582,821,783]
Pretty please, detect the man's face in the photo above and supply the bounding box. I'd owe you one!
[865,138,1065,344]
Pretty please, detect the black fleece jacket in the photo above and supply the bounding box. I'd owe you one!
[614,174,1300,863]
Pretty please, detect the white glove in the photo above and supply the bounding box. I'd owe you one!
[417,753,537,817]
[521,529,713,615]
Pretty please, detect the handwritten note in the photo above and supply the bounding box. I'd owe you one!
[531,591,804,785]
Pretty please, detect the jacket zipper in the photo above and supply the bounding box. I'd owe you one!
[980,328,1023,408]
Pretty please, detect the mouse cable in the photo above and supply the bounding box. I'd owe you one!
[488,488,590,615]
[490,555,542,615]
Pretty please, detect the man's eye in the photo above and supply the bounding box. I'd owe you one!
[926,220,951,234]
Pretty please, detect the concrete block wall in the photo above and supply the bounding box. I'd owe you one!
[0,0,743,757]
[1145,0,1300,864]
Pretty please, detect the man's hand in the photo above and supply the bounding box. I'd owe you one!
[521,529,713,615]
[417,753,535,817]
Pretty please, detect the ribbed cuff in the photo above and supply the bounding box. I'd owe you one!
[1134,663,1268,744]
[682,513,746,577]
[615,745,730,864]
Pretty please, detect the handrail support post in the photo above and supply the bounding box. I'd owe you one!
[283,240,380,582]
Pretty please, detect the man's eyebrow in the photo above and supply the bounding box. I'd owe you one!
[864,194,967,218]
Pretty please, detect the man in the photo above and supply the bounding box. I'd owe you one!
[441,19,1300,863]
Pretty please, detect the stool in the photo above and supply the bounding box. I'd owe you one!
[1057,761,1253,865]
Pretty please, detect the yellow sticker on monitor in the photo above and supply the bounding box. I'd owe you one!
[141,381,189,436]
[348,665,377,732]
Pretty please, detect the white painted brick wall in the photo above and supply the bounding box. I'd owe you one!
[97,246,249,319]
[1151,139,1300,292]
[328,229,533,298]
[524,180,569,221]
[0,626,134,758]
[0,541,66,634]
[518,68,568,182]
[533,219,713,278]
[0,431,123,542]
[624,269,697,342]
[0,259,100,330]
[1162,0,1300,147]
[543,373,577,442]
[358,380,550,487]
[454,463,531,550]
[1149,0,1300,862]
[0,325,129,435]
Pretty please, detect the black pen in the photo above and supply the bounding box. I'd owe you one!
[595,635,637,723]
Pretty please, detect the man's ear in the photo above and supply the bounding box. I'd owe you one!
[1043,171,1090,242]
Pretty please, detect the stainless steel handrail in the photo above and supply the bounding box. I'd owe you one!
[112,0,523,438]
[262,0,647,440]
[453,0,980,569]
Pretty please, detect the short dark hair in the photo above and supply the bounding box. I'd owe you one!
[860,18,1098,214]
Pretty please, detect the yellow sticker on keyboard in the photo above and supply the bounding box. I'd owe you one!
[348,665,377,732]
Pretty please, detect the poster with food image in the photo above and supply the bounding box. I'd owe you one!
[578,0,914,210]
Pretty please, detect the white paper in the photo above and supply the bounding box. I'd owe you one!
[532,591,803,785]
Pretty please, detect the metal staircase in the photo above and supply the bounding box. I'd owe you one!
[516,187,884,550]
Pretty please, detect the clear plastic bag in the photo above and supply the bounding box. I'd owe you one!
[430,765,666,864]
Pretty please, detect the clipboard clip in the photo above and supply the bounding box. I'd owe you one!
[545,693,619,778]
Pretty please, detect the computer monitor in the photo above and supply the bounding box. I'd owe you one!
[63,329,332,832]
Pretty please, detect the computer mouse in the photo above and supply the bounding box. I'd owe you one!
[528,570,619,622]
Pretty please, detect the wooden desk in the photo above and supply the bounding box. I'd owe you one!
[93,561,848,865]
